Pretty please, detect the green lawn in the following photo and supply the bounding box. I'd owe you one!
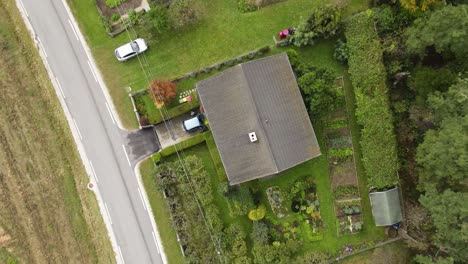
[68,0,369,128]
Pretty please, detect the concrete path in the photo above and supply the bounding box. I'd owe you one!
[154,112,201,149]
[17,0,165,263]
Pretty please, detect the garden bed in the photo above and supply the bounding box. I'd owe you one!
[96,0,143,18]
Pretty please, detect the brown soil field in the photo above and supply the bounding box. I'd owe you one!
[0,1,115,262]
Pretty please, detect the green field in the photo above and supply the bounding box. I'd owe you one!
[0,0,115,262]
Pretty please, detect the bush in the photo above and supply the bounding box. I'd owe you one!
[291,4,341,47]
[227,186,255,216]
[334,39,349,64]
[250,221,269,244]
[248,204,266,221]
[145,4,169,33]
[238,0,257,13]
[169,0,199,29]
[105,0,126,9]
[297,67,343,117]
[345,11,399,188]
[110,13,121,23]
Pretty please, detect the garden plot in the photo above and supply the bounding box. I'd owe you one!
[325,109,363,236]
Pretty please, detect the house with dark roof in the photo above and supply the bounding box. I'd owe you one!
[196,53,321,185]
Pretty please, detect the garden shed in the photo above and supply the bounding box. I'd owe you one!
[369,186,403,226]
[196,53,321,185]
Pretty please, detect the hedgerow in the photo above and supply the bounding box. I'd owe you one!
[345,11,399,189]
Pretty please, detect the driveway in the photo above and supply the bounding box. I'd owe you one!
[154,112,201,149]
[122,127,160,166]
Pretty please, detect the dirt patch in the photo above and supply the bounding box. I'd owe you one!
[330,162,358,189]
[0,228,12,248]
[96,0,143,18]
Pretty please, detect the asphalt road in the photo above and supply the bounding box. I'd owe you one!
[18,0,163,263]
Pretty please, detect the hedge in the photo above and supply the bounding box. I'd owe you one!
[152,132,207,164]
[204,132,227,181]
[345,11,399,189]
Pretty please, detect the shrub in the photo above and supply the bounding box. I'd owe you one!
[169,0,199,29]
[110,13,121,23]
[145,4,169,33]
[334,39,349,64]
[248,204,266,221]
[227,186,255,216]
[238,0,257,13]
[291,4,341,47]
[99,14,111,33]
[250,221,269,245]
[297,68,343,117]
[345,11,399,188]
[105,0,126,9]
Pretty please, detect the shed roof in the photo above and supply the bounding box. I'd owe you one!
[369,186,403,226]
[196,53,321,185]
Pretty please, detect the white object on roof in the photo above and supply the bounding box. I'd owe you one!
[249,132,258,142]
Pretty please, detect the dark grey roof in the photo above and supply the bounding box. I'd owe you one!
[369,186,403,226]
[197,53,321,185]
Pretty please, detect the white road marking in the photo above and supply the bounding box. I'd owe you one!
[37,37,47,58]
[89,161,98,183]
[105,203,113,225]
[118,246,126,264]
[137,188,147,211]
[18,0,29,17]
[55,77,66,99]
[72,118,83,140]
[122,145,131,166]
[68,19,79,41]
[152,232,161,255]
[87,60,98,82]
[105,102,116,125]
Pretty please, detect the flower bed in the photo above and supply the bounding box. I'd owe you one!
[266,186,288,218]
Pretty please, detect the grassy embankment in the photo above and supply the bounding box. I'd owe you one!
[0,1,115,262]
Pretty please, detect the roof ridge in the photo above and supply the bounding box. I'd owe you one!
[239,63,280,174]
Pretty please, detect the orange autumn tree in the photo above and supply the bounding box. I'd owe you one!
[149,79,177,108]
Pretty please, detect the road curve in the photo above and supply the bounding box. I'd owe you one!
[18,0,164,263]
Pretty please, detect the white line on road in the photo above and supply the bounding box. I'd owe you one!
[55,77,66,99]
[87,60,98,82]
[137,188,147,211]
[72,119,83,140]
[68,19,79,41]
[89,161,99,183]
[37,37,47,58]
[18,0,29,17]
[105,102,116,125]
[105,203,113,225]
[118,246,126,264]
[152,232,161,255]
[122,145,131,166]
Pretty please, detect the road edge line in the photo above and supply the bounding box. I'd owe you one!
[134,160,168,264]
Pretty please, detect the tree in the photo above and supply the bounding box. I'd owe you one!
[414,255,454,264]
[408,66,457,105]
[399,0,443,13]
[291,5,341,47]
[250,221,269,244]
[297,68,343,117]
[419,187,468,262]
[148,79,177,107]
[405,5,468,60]
[426,78,468,124]
[417,116,468,191]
